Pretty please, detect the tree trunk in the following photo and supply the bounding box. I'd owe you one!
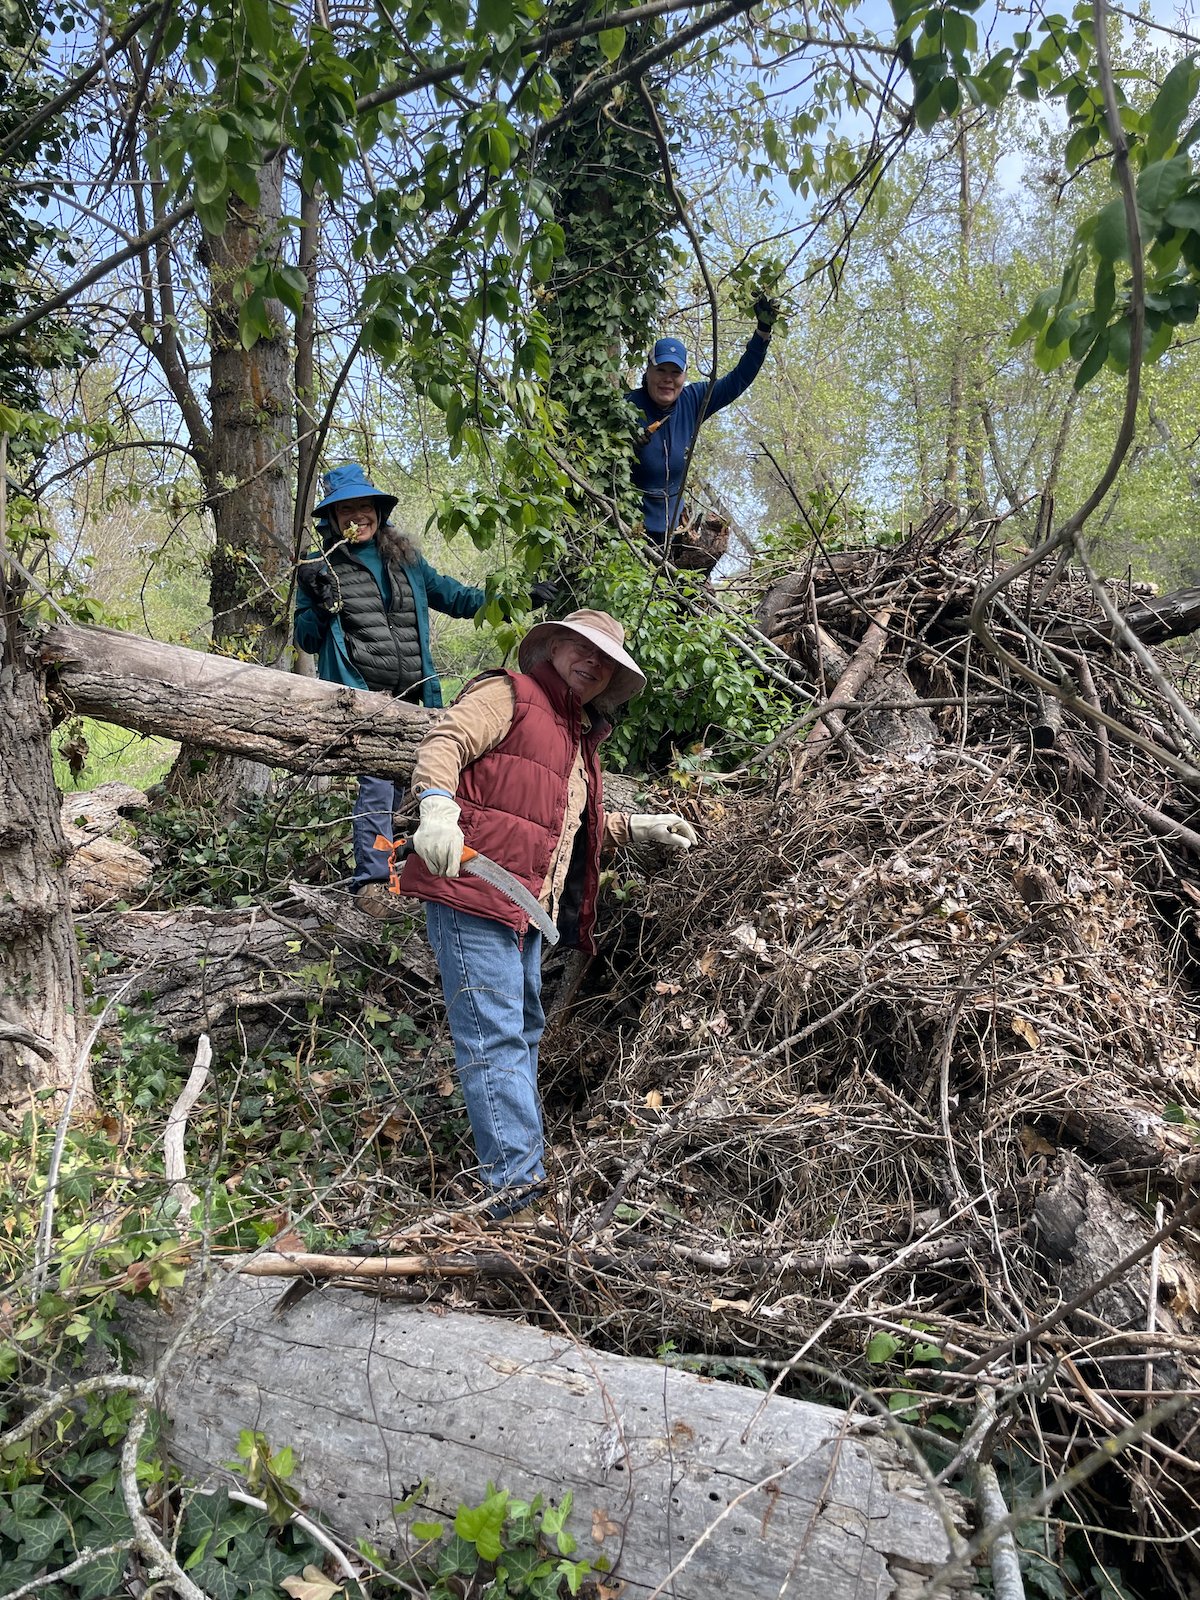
[168,156,295,807]
[0,616,88,1110]
[942,121,971,501]
[124,1271,979,1600]
[40,623,431,778]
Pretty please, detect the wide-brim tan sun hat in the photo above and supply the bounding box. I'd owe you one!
[518,608,646,713]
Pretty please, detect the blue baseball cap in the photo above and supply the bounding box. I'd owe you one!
[313,462,398,525]
[651,337,687,371]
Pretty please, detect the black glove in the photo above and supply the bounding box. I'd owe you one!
[530,577,560,609]
[297,559,342,615]
[752,293,780,334]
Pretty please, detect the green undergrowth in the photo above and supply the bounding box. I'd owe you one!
[142,778,359,907]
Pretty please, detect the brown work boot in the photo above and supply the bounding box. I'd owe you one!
[354,882,408,921]
[499,1199,560,1231]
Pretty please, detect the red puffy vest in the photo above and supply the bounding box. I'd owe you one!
[400,660,611,952]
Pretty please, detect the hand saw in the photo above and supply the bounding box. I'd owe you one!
[375,835,560,946]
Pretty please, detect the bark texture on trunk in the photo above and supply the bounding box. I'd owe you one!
[125,1272,978,1600]
[41,623,430,778]
[168,156,295,807]
[0,639,88,1110]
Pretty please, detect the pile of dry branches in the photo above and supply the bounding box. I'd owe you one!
[477,513,1200,1580]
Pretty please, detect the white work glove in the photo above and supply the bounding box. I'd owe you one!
[629,813,698,853]
[412,794,464,877]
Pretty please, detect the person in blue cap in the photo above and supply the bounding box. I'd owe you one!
[294,463,487,919]
[627,295,778,547]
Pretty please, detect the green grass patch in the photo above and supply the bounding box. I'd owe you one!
[53,717,176,793]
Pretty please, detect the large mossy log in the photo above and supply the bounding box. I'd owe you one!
[40,623,431,778]
[127,1271,980,1599]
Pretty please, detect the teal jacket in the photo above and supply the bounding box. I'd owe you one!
[294,542,485,709]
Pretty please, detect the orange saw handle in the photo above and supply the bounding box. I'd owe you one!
[374,835,478,895]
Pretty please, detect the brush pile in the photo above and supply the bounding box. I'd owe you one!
[517,509,1200,1584]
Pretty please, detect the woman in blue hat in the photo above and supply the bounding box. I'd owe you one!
[294,463,486,919]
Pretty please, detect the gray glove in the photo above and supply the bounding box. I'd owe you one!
[629,814,698,853]
[412,794,464,877]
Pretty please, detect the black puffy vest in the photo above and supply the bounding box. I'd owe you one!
[330,548,423,698]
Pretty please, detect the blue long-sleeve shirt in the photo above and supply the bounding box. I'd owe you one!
[626,331,769,542]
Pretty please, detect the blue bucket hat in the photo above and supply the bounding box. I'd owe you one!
[651,337,687,371]
[313,463,398,526]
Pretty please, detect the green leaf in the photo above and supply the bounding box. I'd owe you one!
[75,1542,132,1600]
[412,1519,446,1541]
[1107,314,1132,371]
[1093,257,1116,325]
[1165,192,1200,230]
[456,1488,508,1562]
[927,1412,963,1435]
[1146,56,1199,163]
[914,84,942,131]
[17,1507,72,1565]
[598,27,626,62]
[271,264,309,315]
[1137,155,1190,227]
[888,1390,921,1420]
[238,291,274,349]
[243,0,274,56]
[910,1341,945,1365]
[484,127,510,173]
[1064,121,1099,171]
[1092,195,1130,261]
[865,1331,901,1364]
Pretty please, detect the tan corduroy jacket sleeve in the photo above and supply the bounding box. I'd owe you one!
[411,676,630,903]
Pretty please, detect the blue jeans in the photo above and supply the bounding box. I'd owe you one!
[350,775,397,890]
[424,902,546,1211]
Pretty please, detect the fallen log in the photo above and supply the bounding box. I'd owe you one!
[61,781,153,910]
[39,623,431,778]
[124,1271,980,1599]
[85,884,438,1041]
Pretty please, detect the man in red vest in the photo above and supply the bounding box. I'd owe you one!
[401,609,697,1219]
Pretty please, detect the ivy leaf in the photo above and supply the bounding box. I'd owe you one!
[865,1331,901,1364]
[456,1488,508,1562]
[193,1557,254,1600]
[74,1543,132,1600]
[15,1507,71,1565]
[280,1564,344,1600]
[888,1390,922,1420]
